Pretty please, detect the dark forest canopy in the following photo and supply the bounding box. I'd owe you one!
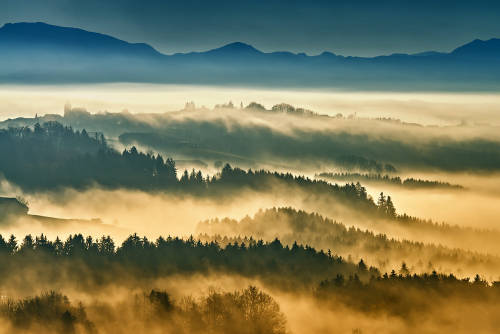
[0,233,375,291]
[316,172,464,190]
[316,270,500,324]
[197,207,500,276]
[1,232,498,290]
[2,121,498,249]
[1,233,499,333]
[0,122,393,217]
[0,122,178,190]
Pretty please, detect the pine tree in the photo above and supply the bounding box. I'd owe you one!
[399,262,410,276]
[385,196,396,217]
[377,192,386,211]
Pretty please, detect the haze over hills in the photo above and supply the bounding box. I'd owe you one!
[2,1,500,332]
[1,22,499,90]
[3,103,500,173]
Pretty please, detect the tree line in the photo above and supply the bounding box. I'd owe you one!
[316,269,500,323]
[1,232,499,332]
[197,207,500,277]
[0,233,373,291]
[0,122,396,218]
[317,172,464,190]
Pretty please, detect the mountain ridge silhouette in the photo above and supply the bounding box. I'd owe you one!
[1,22,499,90]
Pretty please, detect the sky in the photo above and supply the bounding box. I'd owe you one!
[1,0,500,56]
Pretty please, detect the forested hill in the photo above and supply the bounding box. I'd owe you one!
[0,122,388,217]
[0,122,175,190]
[0,233,374,290]
[0,106,398,173]
[197,207,500,277]
[316,172,464,190]
[4,106,500,173]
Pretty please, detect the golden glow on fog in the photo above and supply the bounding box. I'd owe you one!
[1,84,500,125]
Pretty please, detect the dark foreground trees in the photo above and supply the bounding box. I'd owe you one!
[160,286,286,334]
[0,233,372,291]
[0,291,95,334]
[0,233,498,333]
[316,270,500,320]
[0,287,286,334]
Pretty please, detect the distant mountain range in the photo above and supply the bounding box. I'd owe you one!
[1,22,499,90]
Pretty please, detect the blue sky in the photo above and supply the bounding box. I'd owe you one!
[1,0,500,56]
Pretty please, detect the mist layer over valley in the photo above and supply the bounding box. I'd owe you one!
[1,0,500,329]
[1,85,500,333]
[2,85,500,228]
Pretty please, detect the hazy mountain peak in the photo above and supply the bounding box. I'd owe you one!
[208,42,262,54]
[0,21,162,57]
[0,22,499,89]
[451,38,500,57]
